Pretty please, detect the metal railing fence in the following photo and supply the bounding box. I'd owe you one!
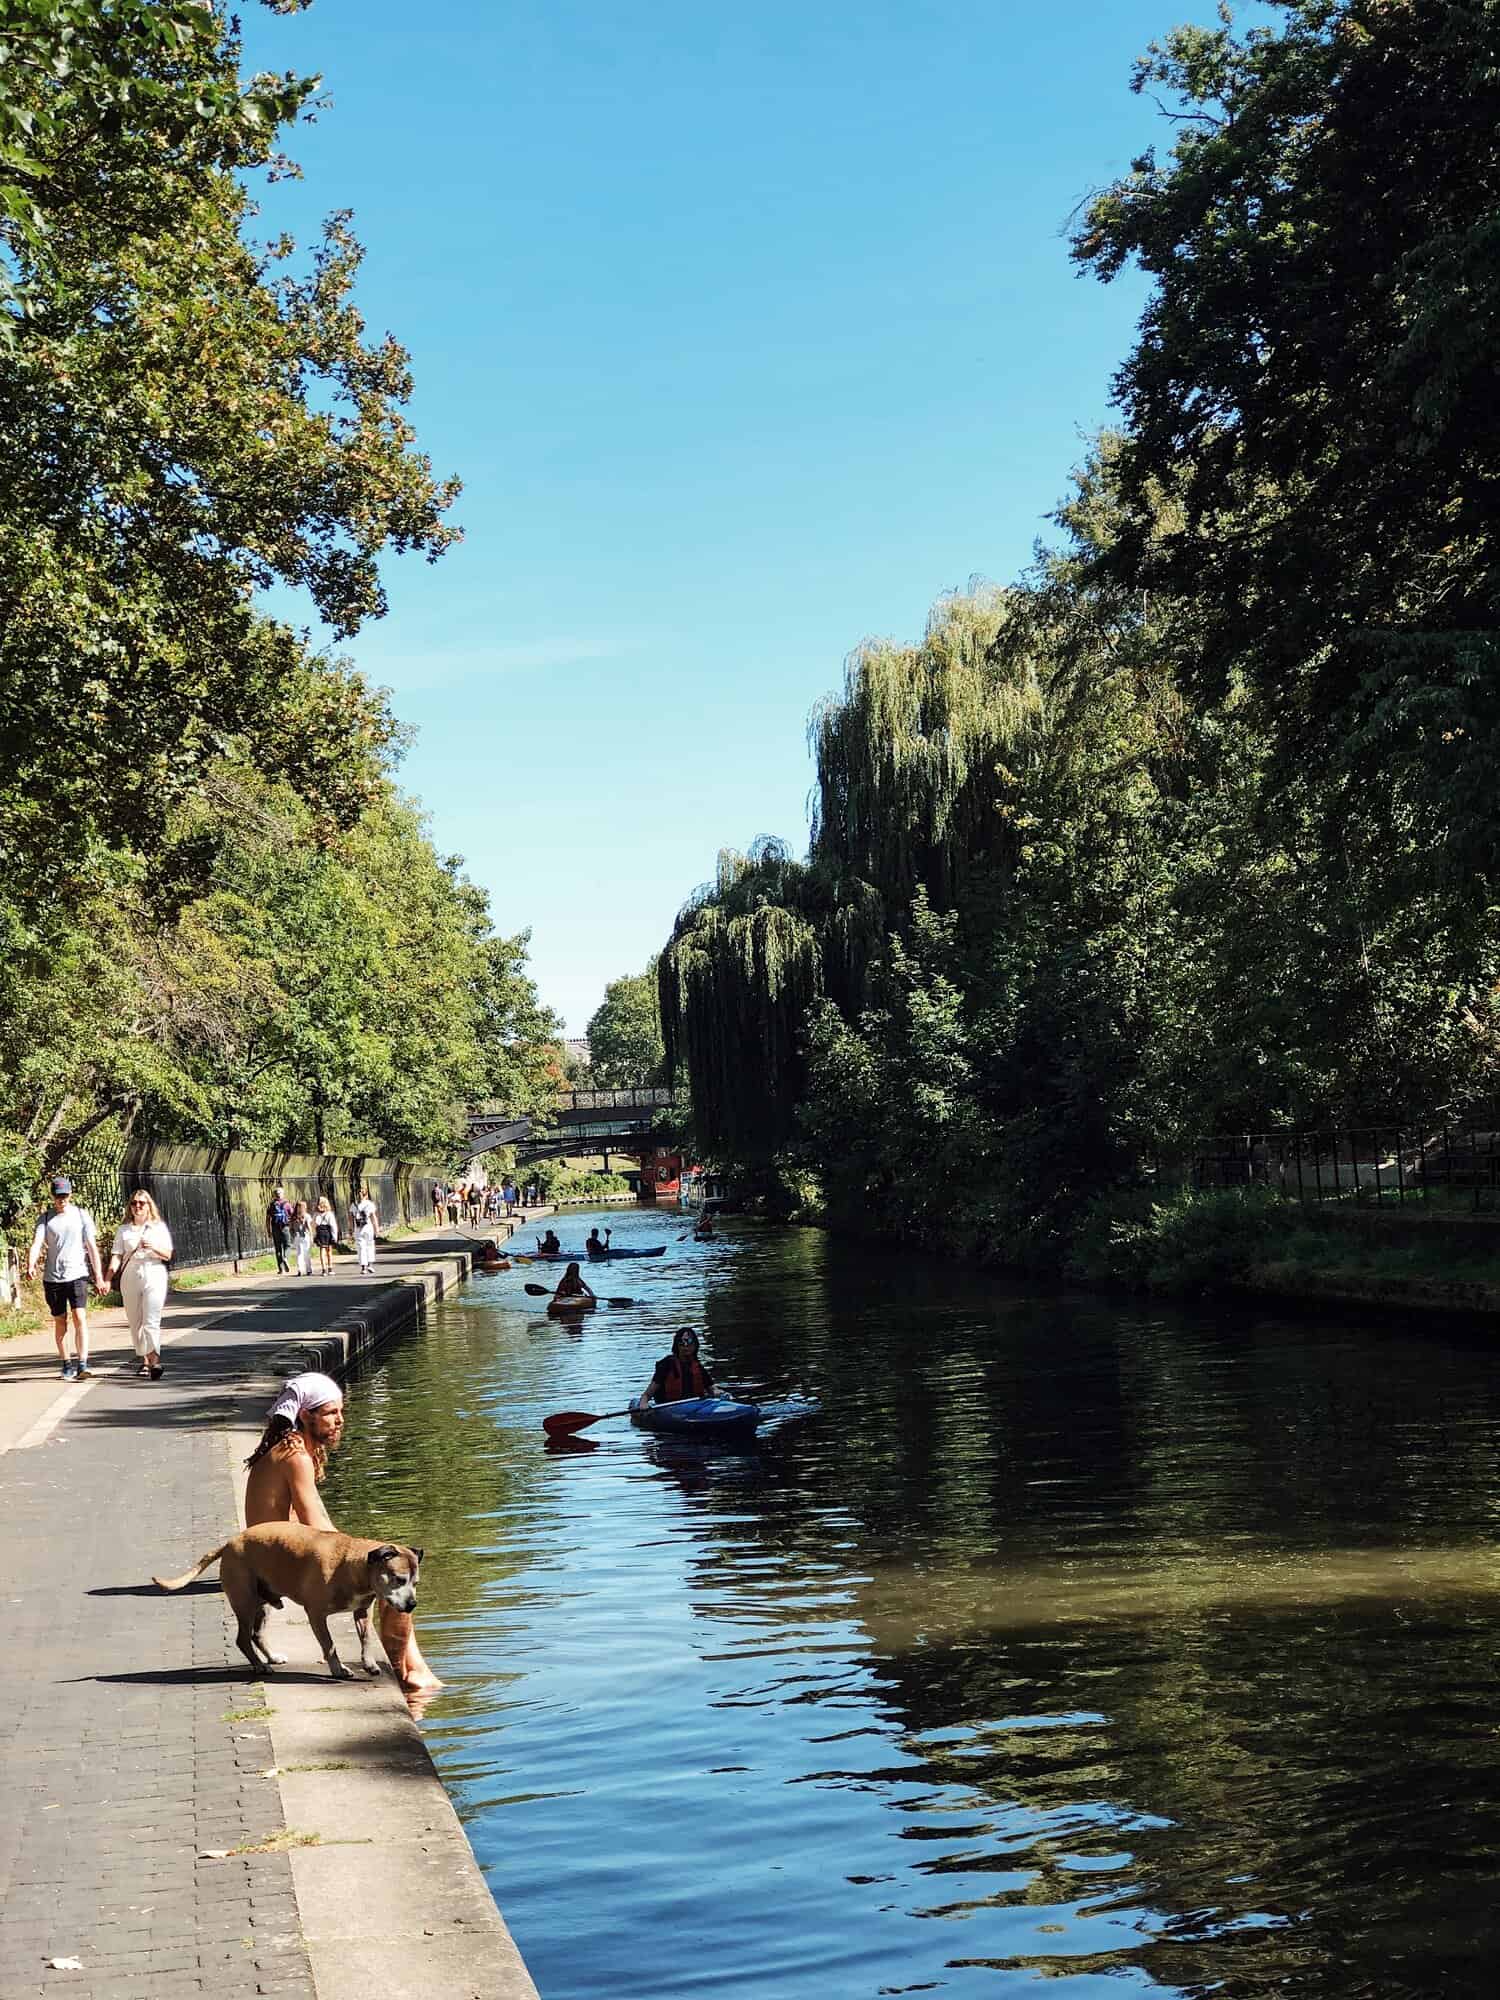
[34,1137,443,1267]
[1167,1115,1500,1211]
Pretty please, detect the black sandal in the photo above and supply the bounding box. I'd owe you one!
[148,1361,163,1380]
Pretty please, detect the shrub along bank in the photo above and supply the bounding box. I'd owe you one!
[1065,1188,1500,1319]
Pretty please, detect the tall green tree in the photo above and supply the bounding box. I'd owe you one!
[0,0,458,913]
[1073,0,1500,883]
[585,966,666,1087]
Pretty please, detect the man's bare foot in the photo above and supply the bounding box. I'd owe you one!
[401,1660,444,1692]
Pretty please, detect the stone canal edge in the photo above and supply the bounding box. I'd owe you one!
[0,1221,542,2000]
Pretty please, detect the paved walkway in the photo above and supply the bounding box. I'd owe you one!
[0,1227,540,2000]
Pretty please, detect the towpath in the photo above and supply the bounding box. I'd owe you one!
[0,1226,541,2000]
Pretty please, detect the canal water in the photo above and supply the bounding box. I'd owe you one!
[325,1209,1500,1998]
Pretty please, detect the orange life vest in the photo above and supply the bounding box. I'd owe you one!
[654,1353,711,1402]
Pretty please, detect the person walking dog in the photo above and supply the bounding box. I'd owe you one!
[27,1177,106,1380]
[108,1190,173,1379]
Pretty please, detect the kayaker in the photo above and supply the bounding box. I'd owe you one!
[537,1227,562,1255]
[693,1216,715,1240]
[552,1262,596,1305]
[585,1226,612,1259]
[639,1326,714,1407]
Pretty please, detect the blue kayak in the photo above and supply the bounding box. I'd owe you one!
[525,1245,666,1261]
[630,1396,762,1436]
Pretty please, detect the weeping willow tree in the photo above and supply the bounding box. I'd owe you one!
[660,594,1056,1158]
[660,841,852,1158]
[810,588,1045,912]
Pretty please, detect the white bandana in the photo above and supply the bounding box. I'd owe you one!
[268,1371,343,1426]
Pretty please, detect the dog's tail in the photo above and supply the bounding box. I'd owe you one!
[152,1543,231,1591]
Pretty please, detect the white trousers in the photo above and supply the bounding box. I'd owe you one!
[123,1262,169,1355]
[355,1223,376,1270]
[292,1229,313,1276]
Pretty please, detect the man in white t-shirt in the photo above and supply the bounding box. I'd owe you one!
[27,1176,106,1381]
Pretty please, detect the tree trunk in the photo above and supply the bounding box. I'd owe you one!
[42,1099,121,1177]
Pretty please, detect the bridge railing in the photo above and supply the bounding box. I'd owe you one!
[555,1087,676,1115]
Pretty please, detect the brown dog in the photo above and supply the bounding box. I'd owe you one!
[153,1522,423,1680]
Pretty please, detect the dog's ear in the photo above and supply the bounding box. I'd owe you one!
[410,1547,424,1568]
[366,1544,399,1566]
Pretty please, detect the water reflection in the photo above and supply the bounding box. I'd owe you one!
[325,1209,1500,1998]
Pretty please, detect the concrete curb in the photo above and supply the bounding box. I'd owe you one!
[218,1236,542,2000]
[262,1251,475,1381]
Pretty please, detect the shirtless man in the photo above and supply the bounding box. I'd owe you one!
[243,1371,440,1693]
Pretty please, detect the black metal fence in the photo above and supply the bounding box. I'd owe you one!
[42,1139,443,1267]
[1175,1120,1500,1211]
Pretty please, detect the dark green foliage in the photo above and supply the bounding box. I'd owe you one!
[1068,1185,1286,1296]
[1073,0,1500,888]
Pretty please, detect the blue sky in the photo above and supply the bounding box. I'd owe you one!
[241,0,1189,1033]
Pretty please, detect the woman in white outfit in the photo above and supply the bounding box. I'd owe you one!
[108,1190,174,1380]
[290,1199,314,1276]
[352,1185,379,1274]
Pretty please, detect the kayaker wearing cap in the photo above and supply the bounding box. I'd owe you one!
[536,1227,562,1255]
[639,1326,714,1407]
[244,1372,441,1695]
[27,1176,105,1381]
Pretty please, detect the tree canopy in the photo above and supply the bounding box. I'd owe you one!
[585,966,666,1088]
[0,2,557,1217]
[655,3,1500,1262]
[1072,0,1500,881]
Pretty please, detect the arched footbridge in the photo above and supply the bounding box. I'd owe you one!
[465,1087,676,1164]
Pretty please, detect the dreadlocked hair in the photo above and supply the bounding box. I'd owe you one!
[245,1416,294,1469]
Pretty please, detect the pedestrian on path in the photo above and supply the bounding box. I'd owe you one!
[431,1181,446,1226]
[290,1198,314,1276]
[26,1176,105,1380]
[313,1194,338,1275]
[351,1185,379,1274]
[108,1189,173,1379]
[243,1371,442,1696]
[266,1184,293,1273]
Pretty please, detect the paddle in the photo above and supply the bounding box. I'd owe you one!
[542,1395,696,1439]
[523,1282,634,1307]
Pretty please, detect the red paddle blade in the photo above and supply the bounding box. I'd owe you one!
[542,1404,631,1437]
[543,1409,603,1437]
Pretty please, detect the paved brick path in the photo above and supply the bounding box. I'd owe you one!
[0,1228,511,2000]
